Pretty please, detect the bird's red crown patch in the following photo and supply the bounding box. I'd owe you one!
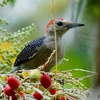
[45,18,63,33]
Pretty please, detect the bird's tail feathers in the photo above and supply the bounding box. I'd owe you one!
[9,66,20,73]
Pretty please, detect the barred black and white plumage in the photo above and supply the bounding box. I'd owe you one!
[14,37,45,66]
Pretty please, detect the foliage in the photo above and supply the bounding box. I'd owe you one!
[0,0,9,7]
[0,13,35,74]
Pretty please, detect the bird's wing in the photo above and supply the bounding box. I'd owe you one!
[14,37,45,66]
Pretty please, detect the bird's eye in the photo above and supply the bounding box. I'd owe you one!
[57,21,63,26]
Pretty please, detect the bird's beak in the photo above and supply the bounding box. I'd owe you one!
[66,23,85,29]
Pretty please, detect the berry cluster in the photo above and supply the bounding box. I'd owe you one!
[4,75,20,100]
[33,73,66,100]
[0,69,93,100]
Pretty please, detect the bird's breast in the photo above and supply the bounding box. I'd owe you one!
[43,36,65,61]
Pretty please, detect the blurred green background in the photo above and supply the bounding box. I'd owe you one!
[0,0,100,87]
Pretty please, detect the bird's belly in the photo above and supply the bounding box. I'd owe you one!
[21,43,64,71]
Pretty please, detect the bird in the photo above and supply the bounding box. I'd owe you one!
[10,18,85,73]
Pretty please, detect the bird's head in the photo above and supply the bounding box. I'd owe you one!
[45,18,85,37]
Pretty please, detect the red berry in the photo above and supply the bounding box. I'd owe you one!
[60,96,66,100]
[8,75,20,90]
[18,91,25,98]
[4,84,15,96]
[49,88,56,95]
[12,95,17,100]
[33,91,43,100]
[8,95,18,100]
[40,73,52,88]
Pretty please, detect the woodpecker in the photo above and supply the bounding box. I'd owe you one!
[10,18,84,73]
